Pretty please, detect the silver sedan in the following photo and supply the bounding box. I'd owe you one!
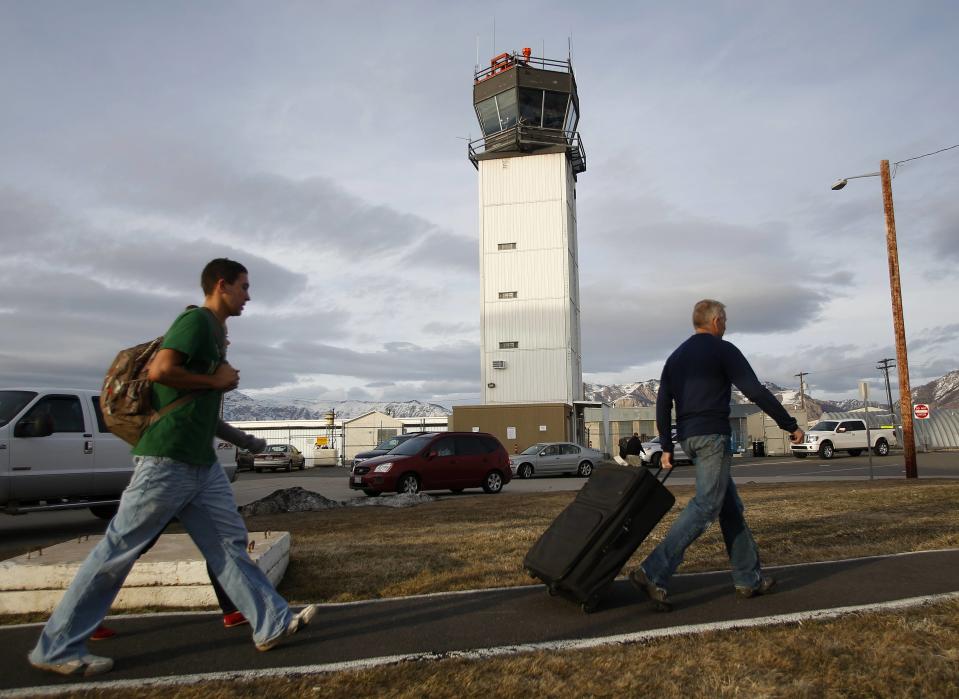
[509,442,605,479]
[640,436,691,467]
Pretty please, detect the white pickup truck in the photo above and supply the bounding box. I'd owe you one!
[0,388,237,518]
[791,418,896,460]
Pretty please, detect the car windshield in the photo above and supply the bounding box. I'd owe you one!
[520,444,547,455]
[390,435,434,456]
[646,437,660,445]
[0,390,37,427]
[811,421,839,431]
[375,436,403,450]
[267,445,288,453]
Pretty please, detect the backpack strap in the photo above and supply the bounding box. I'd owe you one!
[148,390,202,426]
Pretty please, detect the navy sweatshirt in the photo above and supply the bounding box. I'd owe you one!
[656,333,798,454]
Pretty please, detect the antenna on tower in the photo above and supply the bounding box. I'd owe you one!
[475,35,479,71]
[492,18,495,58]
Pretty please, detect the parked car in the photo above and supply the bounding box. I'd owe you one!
[0,388,236,518]
[236,448,254,471]
[509,442,603,479]
[351,432,429,467]
[349,432,511,496]
[791,419,896,459]
[640,435,691,467]
[253,444,305,473]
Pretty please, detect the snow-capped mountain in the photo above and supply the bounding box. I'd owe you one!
[221,370,957,423]
[582,377,955,421]
[223,391,451,421]
[912,370,959,409]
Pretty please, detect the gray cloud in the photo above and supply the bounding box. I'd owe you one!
[580,280,829,374]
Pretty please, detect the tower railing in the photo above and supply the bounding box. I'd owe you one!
[468,126,586,174]
[474,53,572,82]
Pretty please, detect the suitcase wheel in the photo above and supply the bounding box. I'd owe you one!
[581,597,599,614]
[546,585,558,597]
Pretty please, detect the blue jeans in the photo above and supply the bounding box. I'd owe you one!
[29,456,292,664]
[641,434,763,590]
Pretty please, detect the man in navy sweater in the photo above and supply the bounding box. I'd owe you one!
[630,299,804,611]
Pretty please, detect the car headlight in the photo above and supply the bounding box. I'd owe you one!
[807,435,819,443]
[374,462,393,473]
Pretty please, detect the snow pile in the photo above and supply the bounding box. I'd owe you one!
[239,486,434,516]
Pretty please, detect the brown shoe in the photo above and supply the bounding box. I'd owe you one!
[629,568,672,612]
[736,576,777,599]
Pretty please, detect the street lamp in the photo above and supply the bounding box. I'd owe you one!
[831,160,917,478]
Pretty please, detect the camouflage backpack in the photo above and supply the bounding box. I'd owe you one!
[100,336,201,445]
[101,307,222,445]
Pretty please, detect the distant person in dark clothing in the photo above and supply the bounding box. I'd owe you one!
[630,299,804,611]
[625,432,645,466]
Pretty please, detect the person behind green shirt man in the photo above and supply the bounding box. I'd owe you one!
[29,258,316,678]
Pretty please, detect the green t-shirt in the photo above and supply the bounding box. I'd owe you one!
[133,307,225,466]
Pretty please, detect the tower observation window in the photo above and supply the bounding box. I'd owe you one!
[518,88,543,126]
[564,101,578,133]
[542,91,569,129]
[475,90,519,136]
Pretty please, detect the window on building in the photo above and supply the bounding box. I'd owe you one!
[498,291,518,299]
[497,242,517,250]
[543,91,570,129]
[499,341,519,349]
[474,90,519,135]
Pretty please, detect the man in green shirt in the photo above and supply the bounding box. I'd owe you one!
[30,259,316,677]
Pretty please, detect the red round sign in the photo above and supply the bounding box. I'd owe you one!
[914,403,930,419]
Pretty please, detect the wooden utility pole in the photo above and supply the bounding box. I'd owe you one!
[879,160,917,478]
[877,357,896,419]
[794,371,808,411]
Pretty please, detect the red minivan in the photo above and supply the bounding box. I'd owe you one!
[348,432,511,496]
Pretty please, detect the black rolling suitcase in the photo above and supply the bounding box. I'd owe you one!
[523,461,674,613]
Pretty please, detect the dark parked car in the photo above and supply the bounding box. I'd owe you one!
[351,432,429,467]
[349,432,511,496]
[253,444,306,473]
[236,448,254,472]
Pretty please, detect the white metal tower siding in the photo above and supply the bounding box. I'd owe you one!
[479,151,583,405]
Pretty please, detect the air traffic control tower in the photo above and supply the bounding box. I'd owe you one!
[468,49,586,407]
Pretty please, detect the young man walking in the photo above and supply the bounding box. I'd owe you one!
[630,299,804,611]
[29,258,315,677]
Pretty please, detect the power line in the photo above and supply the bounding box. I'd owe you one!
[892,142,959,177]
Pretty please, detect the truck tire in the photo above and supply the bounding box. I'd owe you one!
[874,439,889,456]
[819,442,834,459]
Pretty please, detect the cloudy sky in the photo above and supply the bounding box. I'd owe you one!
[2,1,957,406]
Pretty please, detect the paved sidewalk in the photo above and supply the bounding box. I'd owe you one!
[3,548,959,696]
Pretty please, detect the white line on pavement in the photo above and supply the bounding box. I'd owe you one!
[9,590,959,698]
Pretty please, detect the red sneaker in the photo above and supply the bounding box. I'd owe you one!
[90,625,117,641]
[223,611,248,628]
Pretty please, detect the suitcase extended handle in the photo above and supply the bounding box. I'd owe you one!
[655,465,673,483]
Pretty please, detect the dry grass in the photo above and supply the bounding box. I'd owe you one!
[260,479,959,604]
[9,480,959,697]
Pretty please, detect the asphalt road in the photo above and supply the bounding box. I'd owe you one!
[2,451,957,559]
